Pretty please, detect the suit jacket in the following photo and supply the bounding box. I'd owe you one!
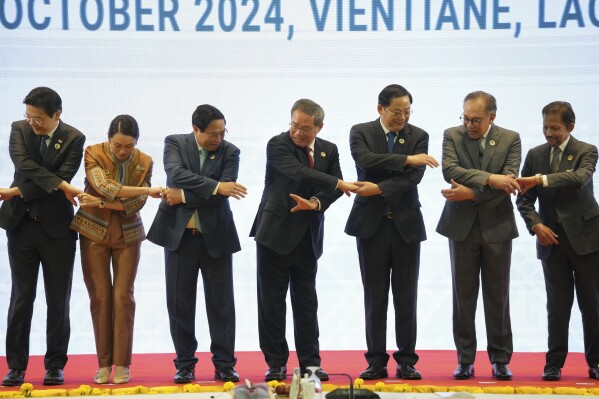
[516,135,599,259]
[344,119,427,242]
[0,120,85,238]
[70,142,153,243]
[147,133,241,258]
[250,131,343,259]
[436,124,521,243]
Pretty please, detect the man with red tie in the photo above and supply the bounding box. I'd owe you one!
[250,99,357,382]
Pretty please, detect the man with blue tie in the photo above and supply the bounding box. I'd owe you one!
[0,87,85,386]
[147,104,247,384]
[345,84,438,380]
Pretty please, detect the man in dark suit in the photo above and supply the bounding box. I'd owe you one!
[0,87,85,386]
[436,91,521,381]
[344,84,438,380]
[147,104,247,384]
[250,99,357,382]
[516,101,599,381]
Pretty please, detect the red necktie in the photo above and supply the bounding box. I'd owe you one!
[304,147,314,169]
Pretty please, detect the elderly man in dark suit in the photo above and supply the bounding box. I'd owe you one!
[0,87,85,387]
[344,84,438,380]
[250,99,357,382]
[147,104,247,384]
[436,91,521,381]
[516,101,599,382]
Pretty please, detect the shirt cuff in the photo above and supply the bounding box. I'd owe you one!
[181,189,186,204]
[310,196,321,210]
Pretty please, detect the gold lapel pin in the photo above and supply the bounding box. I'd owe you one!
[54,143,61,150]
[399,138,405,144]
[320,152,326,157]
[136,165,141,171]
[567,155,573,161]
[210,155,216,160]
[489,140,496,146]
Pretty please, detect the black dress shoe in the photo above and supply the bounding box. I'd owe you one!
[265,366,287,382]
[174,368,195,384]
[492,363,512,380]
[2,369,25,387]
[215,367,240,382]
[542,365,561,381]
[359,364,388,380]
[453,364,474,380]
[396,363,422,380]
[43,368,64,386]
[589,367,599,379]
[300,367,329,381]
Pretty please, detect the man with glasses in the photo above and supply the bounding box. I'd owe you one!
[516,102,599,382]
[344,84,438,380]
[250,99,357,382]
[436,91,521,381]
[0,87,85,386]
[147,104,247,383]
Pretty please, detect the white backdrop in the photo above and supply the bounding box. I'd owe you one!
[0,0,598,357]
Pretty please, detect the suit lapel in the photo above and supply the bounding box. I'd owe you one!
[313,139,326,171]
[539,145,551,175]
[373,120,389,154]
[202,146,221,176]
[186,133,202,175]
[394,125,412,155]
[44,124,66,165]
[560,136,578,172]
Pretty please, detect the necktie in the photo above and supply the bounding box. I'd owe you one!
[304,147,314,169]
[550,147,561,173]
[39,135,48,157]
[194,148,208,233]
[478,136,486,159]
[199,148,207,171]
[386,132,397,153]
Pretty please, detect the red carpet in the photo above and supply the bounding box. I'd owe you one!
[0,350,595,392]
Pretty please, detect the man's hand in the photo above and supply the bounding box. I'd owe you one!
[532,223,559,246]
[217,182,248,200]
[0,187,20,201]
[289,193,318,213]
[57,181,84,206]
[441,179,476,202]
[516,176,539,195]
[162,187,183,206]
[337,180,359,197]
[147,186,163,198]
[351,181,382,197]
[486,174,519,195]
[406,153,440,168]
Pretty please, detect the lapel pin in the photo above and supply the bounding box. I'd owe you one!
[210,154,216,160]
[567,155,573,161]
[54,143,61,150]
[136,165,141,171]
[489,140,496,146]
[399,138,405,144]
[320,152,326,157]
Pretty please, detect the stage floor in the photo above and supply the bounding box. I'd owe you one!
[0,350,597,396]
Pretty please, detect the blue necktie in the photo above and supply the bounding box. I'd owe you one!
[39,135,48,157]
[386,132,396,153]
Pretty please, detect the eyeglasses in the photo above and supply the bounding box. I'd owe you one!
[204,129,227,139]
[289,122,316,135]
[460,115,490,127]
[384,107,412,118]
[24,113,43,125]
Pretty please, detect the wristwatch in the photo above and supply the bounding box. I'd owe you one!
[98,199,106,208]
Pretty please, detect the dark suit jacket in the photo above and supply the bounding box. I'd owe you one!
[0,120,85,238]
[250,131,343,259]
[147,133,241,258]
[436,124,521,243]
[516,135,599,259]
[344,119,427,242]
